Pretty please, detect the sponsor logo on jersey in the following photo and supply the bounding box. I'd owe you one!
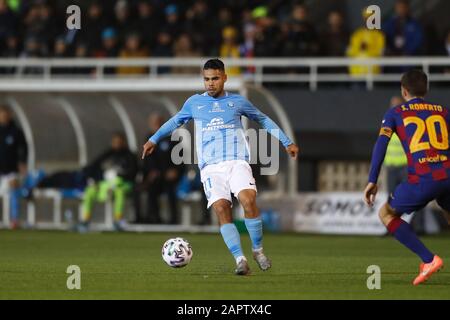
[202,117,234,131]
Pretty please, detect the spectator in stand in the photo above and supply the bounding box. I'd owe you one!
[383,0,423,56]
[153,30,173,74]
[252,6,279,57]
[172,34,201,74]
[185,0,209,56]
[72,42,94,75]
[113,0,134,46]
[220,26,241,76]
[240,23,256,75]
[319,11,349,57]
[52,36,68,58]
[51,36,71,75]
[163,4,182,40]
[116,33,149,75]
[94,28,119,58]
[19,36,46,75]
[283,3,319,57]
[36,2,57,50]
[0,0,17,53]
[346,8,385,76]
[210,7,234,56]
[2,32,19,58]
[81,1,108,53]
[134,0,160,51]
[93,28,119,75]
[21,2,56,54]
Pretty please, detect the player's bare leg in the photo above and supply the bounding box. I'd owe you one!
[213,199,250,275]
[379,203,443,285]
[238,189,272,271]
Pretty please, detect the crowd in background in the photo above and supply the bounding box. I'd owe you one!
[1,0,450,76]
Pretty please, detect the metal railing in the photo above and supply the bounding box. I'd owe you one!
[0,57,450,91]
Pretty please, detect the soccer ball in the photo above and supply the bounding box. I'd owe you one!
[162,237,193,268]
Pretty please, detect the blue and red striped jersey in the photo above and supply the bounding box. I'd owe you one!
[369,97,450,184]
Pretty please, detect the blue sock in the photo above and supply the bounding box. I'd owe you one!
[245,217,263,251]
[387,218,434,263]
[220,223,244,260]
[9,189,20,221]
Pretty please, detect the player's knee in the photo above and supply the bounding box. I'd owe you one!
[212,200,232,218]
[378,203,396,226]
[240,196,256,213]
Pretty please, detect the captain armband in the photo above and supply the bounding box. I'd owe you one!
[379,127,393,138]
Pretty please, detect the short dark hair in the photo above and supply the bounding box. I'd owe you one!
[203,59,225,71]
[401,69,428,97]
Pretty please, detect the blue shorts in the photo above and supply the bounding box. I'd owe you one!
[389,179,450,215]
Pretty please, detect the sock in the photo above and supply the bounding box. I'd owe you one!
[220,223,244,261]
[245,217,263,251]
[9,189,20,221]
[387,217,434,263]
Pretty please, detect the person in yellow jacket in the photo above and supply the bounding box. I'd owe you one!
[220,26,241,76]
[116,33,149,75]
[347,8,385,76]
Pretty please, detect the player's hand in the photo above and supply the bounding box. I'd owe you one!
[286,144,299,160]
[142,140,156,159]
[364,182,378,207]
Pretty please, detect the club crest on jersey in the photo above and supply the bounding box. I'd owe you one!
[227,102,234,108]
[210,102,224,113]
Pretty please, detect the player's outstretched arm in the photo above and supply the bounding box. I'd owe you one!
[364,182,378,207]
[286,144,299,160]
[241,98,295,150]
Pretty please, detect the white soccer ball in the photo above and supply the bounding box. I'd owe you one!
[162,237,193,268]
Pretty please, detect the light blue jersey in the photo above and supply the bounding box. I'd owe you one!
[149,92,293,169]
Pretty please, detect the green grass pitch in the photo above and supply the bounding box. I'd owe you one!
[0,230,449,299]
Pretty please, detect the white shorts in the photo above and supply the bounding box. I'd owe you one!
[0,173,19,194]
[200,160,257,209]
[0,173,19,193]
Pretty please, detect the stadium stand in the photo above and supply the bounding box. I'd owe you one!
[1,0,450,233]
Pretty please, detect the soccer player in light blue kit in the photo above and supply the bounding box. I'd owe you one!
[142,59,299,275]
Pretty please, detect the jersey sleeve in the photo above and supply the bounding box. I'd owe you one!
[368,108,397,184]
[148,98,193,144]
[240,97,293,148]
